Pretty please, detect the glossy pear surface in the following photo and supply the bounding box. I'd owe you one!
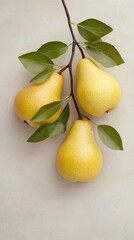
[56,119,103,182]
[14,72,64,127]
[76,58,122,116]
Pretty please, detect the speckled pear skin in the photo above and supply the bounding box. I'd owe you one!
[56,118,103,182]
[14,72,64,127]
[76,58,122,116]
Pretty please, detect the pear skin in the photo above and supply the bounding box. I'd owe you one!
[76,58,122,116]
[56,118,103,182]
[14,72,64,127]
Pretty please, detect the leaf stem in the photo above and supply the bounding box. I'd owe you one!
[71,22,77,25]
[59,0,85,119]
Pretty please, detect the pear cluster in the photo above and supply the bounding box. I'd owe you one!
[14,58,121,182]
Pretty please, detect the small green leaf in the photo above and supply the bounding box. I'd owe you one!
[38,41,68,59]
[31,101,62,122]
[28,103,70,143]
[30,68,55,84]
[19,52,54,74]
[27,122,63,143]
[78,18,113,41]
[85,41,124,67]
[97,125,123,150]
[59,103,70,125]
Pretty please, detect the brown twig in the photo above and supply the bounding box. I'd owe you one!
[59,0,85,119]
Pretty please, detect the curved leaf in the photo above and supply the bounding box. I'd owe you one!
[78,18,113,41]
[31,101,61,122]
[30,68,55,84]
[86,41,124,67]
[28,103,70,143]
[97,125,123,150]
[59,103,70,125]
[38,41,68,59]
[18,52,53,74]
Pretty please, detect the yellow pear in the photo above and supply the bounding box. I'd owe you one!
[14,72,64,127]
[76,58,122,116]
[56,118,103,182]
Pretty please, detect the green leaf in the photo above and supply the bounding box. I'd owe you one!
[31,101,62,122]
[97,125,123,150]
[27,122,63,143]
[19,52,54,74]
[59,103,70,125]
[78,18,113,41]
[30,68,55,84]
[85,41,124,67]
[27,103,70,143]
[38,41,68,59]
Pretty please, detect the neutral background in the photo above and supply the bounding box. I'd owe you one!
[0,0,133,239]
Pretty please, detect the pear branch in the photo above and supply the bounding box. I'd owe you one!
[59,0,85,119]
[60,0,85,59]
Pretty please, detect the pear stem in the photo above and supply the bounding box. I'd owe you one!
[59,0,84,120]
